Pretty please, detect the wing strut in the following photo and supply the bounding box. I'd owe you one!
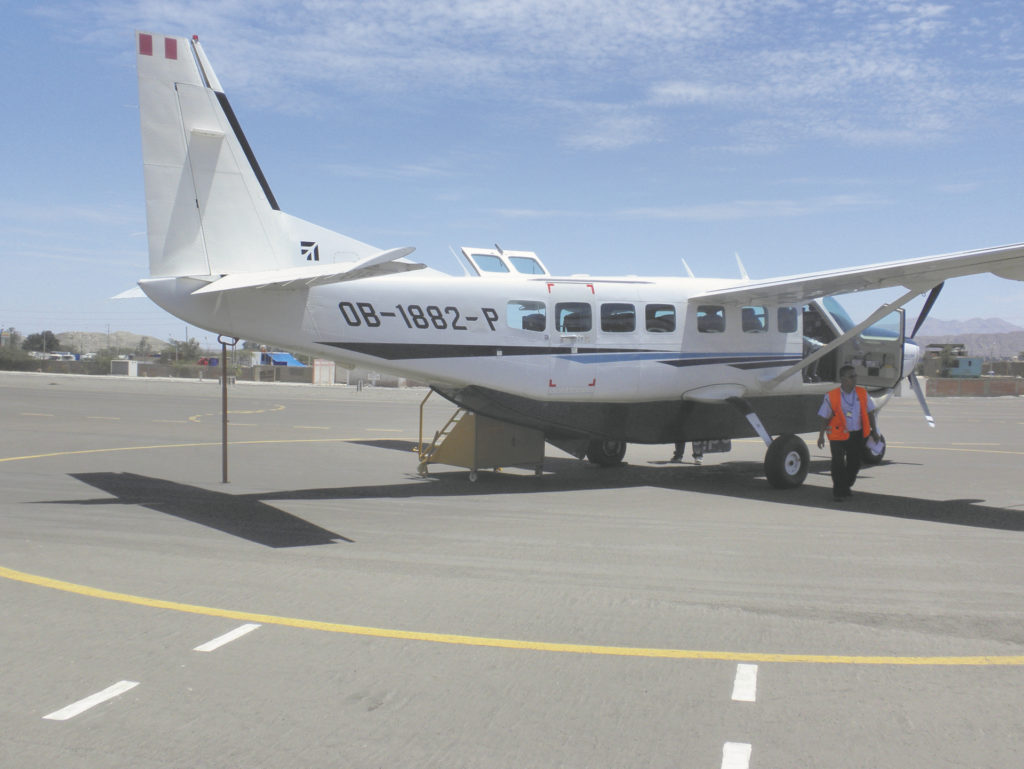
[763,285,932,389]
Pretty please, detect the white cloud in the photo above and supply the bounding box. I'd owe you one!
[32,0,1024,152]
[619,193,882,221]
[564,114,661,151]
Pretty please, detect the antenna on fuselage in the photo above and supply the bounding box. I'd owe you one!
[494,243,504,255]
[680,258,695,278]
[735,252,750,280]
[449,245,471,276]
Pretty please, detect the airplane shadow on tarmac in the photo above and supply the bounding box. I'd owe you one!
[50,437,1024,548]
[59,472,353,548]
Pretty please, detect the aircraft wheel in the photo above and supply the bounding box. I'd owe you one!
[764,433,809,489]
[861,434,885,465]
[468,470,478,482]
[585,439,627,467]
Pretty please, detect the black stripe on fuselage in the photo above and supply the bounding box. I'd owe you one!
[318,341,799,370]
[318,342,631,359]
[660,355,800,370]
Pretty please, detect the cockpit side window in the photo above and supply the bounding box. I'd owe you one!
[697,305,726,333]
[777,306,799,333]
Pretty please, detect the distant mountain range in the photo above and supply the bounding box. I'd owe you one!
[908,317,1024,336]
[908,318,1024,359]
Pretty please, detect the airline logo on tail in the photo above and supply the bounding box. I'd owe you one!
[301,242,320,262]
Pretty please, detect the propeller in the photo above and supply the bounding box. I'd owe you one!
[905,282,944,428]
[911,281,944,338]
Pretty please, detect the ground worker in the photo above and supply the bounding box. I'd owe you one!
[816,365,879,501]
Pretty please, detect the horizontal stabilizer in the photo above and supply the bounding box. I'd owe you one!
[190,247,422,295]
[112,286,147,299]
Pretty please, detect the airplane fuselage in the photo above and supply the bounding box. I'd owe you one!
[141,269,841,443]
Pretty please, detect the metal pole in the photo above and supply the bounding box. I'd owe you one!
[221,339,228,483]
[218,335,238,483]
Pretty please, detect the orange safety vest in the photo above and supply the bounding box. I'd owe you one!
[827,386,871,442]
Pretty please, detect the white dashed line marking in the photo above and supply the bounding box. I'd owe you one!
[731,663,758,702]
[722,741,752,769]
[193,623,261,652]
[43,680,139,721]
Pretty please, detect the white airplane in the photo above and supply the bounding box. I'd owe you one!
[131,31,1024,487]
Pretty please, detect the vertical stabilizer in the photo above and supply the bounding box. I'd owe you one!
[136,32,378,278]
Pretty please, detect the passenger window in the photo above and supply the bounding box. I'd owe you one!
[601,303,636,332]
[697,305,726,333]
[507,300,546,332]
[645,304,676,333]
[777,306,798,333]
[556,302,592,333]
[742,306,768,332]
[472,254,509,273]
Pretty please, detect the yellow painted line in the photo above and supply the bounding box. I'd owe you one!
[886,443,1024,456]
[0,438,362,464]
[188,404,287,423]
[733,438,1023,456]
[0,566,1020,666]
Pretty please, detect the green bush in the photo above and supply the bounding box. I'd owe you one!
[0,347,36,371]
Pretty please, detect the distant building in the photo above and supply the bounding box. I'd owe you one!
[923,343,983,378]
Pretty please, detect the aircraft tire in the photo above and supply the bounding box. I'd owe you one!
[861,434,885,465]
[764,433,809,489]
[585,439,627,467]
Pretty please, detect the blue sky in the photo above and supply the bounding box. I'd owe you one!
[3,0,1024,346]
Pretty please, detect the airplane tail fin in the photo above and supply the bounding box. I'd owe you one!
[136,31,379,278]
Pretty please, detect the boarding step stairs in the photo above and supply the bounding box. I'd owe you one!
[417,393,545,481]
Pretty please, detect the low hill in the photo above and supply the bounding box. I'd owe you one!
[56,331,156,355]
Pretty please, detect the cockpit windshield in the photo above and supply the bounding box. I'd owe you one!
[823,296,901,340]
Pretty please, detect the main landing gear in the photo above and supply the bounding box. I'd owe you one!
[763,433,810,489]
[727,397,811,489]
[585,439,627,467]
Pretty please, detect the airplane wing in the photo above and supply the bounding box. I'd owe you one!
[190,247,423,294]
[688,242,1024,305]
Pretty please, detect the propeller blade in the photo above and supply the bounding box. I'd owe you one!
[911,282,944,338]
[908,372,935,428]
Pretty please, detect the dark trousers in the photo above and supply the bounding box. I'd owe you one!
[829,430,863,497]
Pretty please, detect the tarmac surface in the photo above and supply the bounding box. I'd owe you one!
[1,370,1022,768]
